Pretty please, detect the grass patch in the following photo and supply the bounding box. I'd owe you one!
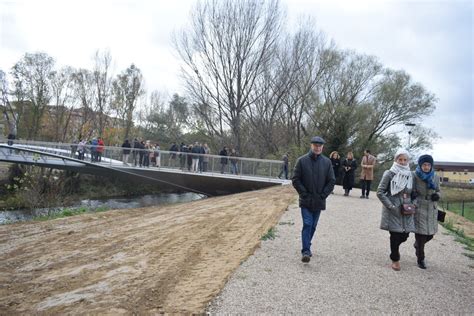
[439,186,474,222]
[440,202,474,222]
[261,227,277,240]
[441,186,474,201]
[440,218,474,260]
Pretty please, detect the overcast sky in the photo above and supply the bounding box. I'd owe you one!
[1,0,472,162]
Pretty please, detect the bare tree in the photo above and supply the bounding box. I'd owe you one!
[0,70,18,137]
[111,64,145,140]
[50,66,75,141]
[244,34,295,155]
[11,52,55,139]
[71,68,95,140]
[136,90,166,138]
[174,0,283,151]
[92,50,113,138]
[279,19,333,149]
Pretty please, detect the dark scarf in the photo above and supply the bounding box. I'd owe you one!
[415,165,436,190]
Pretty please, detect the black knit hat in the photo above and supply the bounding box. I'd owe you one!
[418,154,434,167]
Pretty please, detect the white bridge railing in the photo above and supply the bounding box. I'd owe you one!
[0,139,288,180]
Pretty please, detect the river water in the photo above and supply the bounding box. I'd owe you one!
[0,192,205,225]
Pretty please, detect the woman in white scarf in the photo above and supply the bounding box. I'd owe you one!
[377,148,416,271]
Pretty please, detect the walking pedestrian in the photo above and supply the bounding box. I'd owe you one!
[360,149,376,199]
[77,140,86,160]
[198,143,205,172]
[97,137,105,162]
[169,142,179,167]
[202,143,210,172]
[191,142,201,172]
[219,147,228,174]
[342,152,357,196]
[155,143,161,167]
[70,140,78,158]
[138,141,145,167]
[278,152,289,179]
[90,138,98,162]
[412,154,441,269]
[122,139,131,165]
[376,148,416,271]
[230,148,239,175]
[143,141,151,167]
[329,151,340,189]
[132,138,140,166]
[179,142,187,170]
[187,145,193,171]
[291,136,336,263]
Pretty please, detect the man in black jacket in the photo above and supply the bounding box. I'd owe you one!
[169,142,179,167]
[292,136,335,263]
[219,147,228,174]
[122,139,131,165]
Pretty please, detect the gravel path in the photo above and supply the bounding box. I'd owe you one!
[208,185,474,314]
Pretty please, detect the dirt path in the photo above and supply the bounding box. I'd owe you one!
[0,185,295,314]
[209,185,474,314]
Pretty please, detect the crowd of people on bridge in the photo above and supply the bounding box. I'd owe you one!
[70,138,105,162]
[291,136,442,272]
[70,137,278,177]
[119,138,243,175]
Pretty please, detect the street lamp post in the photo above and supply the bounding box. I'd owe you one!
[405,123,416,150]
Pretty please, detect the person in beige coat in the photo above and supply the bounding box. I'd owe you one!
[377,148,416,271]
[412,154,441,269]
[360,149,376,199]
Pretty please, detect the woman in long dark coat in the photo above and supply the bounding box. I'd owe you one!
[342,151,357,196]
[412,154,441,269]
[330,151,341,187]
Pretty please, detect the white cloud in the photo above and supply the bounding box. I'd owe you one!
[431,138,474,162]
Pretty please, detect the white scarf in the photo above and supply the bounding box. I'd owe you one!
[389,162,412,195]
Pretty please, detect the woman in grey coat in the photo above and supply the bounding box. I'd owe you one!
[412,154,441,269]
[377,148,416,271]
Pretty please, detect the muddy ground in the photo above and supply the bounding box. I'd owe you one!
[0,185,296,314]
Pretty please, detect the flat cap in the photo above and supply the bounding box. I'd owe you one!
[310,136,326,144]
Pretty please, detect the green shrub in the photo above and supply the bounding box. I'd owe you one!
[261,227,277,240]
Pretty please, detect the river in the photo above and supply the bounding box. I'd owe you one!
[0,192,205,224]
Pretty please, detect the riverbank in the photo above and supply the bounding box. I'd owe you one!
[0,185,295,314]
[0,163,187,211]
[0,192,204,224]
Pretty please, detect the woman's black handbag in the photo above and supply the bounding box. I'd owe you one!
[437,209,446,222]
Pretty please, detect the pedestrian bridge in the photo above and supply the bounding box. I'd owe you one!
[0,140,290,196]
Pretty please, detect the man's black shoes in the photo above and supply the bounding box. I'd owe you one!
[301,254,311,263]
[417,260,427,269]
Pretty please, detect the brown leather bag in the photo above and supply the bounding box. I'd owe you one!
[401,203,416,215]
[401,192,416,215]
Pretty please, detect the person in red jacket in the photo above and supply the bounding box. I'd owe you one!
[97,138,105,162]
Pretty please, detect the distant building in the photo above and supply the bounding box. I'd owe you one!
[435,161,474,183]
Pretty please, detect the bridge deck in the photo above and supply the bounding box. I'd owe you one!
[0,143,290,196]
